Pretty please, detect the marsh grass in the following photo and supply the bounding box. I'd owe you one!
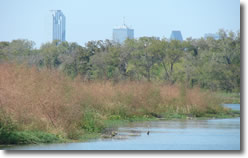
[0,63,235,144]
[215,92,240,104]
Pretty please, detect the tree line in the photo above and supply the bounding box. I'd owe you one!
[0,29,240,92]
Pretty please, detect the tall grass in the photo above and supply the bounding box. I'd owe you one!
[0,62,225,141]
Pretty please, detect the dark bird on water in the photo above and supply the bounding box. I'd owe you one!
[147,131,150,135]
[112,131,118,137]
[147,125,150,135]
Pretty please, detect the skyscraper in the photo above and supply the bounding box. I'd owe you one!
[204,33,220,40]
[113,23,134,44]
[52,10,66,42]
[170,31,183,41]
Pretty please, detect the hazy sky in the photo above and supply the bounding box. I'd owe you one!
[0,0,240,48]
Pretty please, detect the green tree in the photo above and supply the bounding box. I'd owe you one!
[159,40,186,83]
[89,45,121,80]
[39,41,69,69]
[8,39,35,56]
[0,42,10,61]
[127,37,162,81]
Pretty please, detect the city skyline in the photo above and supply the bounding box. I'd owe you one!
[170,31,183,41]
[52,10,66,42]
[113,22,134,44]
[0,0,240,48]
[204,33,220,40]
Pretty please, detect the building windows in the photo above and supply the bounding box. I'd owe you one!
[52,10,66,42]
[170,31,183,41]
[113,24,134,44]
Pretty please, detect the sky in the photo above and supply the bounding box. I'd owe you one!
[0,0,240,48]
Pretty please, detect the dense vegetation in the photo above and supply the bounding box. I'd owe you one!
[0,63,238,145]
[0,29,240,92]
[0,29,240,145]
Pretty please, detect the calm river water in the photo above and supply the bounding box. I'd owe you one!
[2,104,240,150]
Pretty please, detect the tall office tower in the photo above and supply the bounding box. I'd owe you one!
[52,10,66,42]
[204,33,220,40]
[113,23,134,44]
[170,31,183,41]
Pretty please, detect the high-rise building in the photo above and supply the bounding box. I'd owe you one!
[52,10,66,42]
[204,33,220,40]
[170,31,183,41]
[113,23,134,44]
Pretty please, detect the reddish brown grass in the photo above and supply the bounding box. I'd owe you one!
[0,63,221,136]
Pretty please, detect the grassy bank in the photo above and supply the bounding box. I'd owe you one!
[215,92,240,104]
[0,63,239,145]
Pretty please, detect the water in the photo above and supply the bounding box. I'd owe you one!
[223,104,240,111]
[2,104,240,150]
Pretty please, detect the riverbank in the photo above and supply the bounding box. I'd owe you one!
[0,63,240,146]
[215,92,240,104]
[2,110,240,150]
[0,107,240,146]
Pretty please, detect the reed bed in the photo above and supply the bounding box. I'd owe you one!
[0,63,225,141]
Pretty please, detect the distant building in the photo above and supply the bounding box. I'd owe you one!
[170,31,183,41]
[113,23,134,44]
[52,10,66,42]
[204,33,220,40]
[152,37,160,40]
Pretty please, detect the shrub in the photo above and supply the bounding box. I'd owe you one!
[0,62,225,143]
[0,109,17,144]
